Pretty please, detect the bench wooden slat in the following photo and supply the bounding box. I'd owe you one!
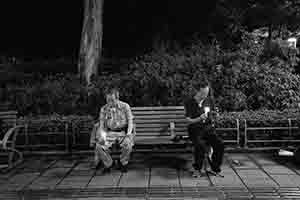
[133,111,185,115]
[134,115,185,119]
[132,106,184,111]
[135,123,186,128]
[135,136,176,142]
[0,112,18,115]
[0,114,18,118]
[136,127,187,132]
[134,119,187,124]
[1,118,17,122]
[0,111,18,127]
[0,118,18,122]
[135,132,186,136]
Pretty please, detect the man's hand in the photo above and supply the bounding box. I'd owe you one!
[186,117,193,124]
[89,142,95,148]
[96,137,106,145]
[200,113,208,119]
[187,114,208,125]
[126,132,134,140]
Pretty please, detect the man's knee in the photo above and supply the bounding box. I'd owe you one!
[121,138,133,149]
[121,142,133,152]
[194,143,206,156]
[95,143,107,153]
[217,138,225,149]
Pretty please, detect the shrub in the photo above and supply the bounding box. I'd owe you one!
[1,32,300,115]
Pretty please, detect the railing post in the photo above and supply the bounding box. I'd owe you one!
[71,122,76,148]
[25,123,29,153]
[288,118,292,137]
[244,119,248,149]
[65,122,69,153]
[288,118,292,146]
[236,119,240,148]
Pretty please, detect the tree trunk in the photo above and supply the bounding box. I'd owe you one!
[78,0,104,86]
[268,23,272,41]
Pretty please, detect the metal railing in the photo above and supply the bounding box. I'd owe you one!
[11,117,300,154]
[216,119,240,147]
[244,118,300,149]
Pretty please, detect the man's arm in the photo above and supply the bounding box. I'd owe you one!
[125,103,134,135]
[186,115,207,124]
[184,100,207,125]
[98,107,106,132]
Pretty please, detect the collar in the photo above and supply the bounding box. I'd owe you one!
[193,96,205,107]
[107,100,121,109]
[198,100,204,107]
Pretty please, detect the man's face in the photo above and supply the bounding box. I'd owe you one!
[195,86,209,101]
[106,93,118,105]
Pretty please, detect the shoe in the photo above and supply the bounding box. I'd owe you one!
[211,167,221,174]
[192,163,200,171]
[209,168,224,178]
[190,168,205,178]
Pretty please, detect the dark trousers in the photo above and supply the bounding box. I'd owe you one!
[188,126,224,172]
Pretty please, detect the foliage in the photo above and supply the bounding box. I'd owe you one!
[1,32,300,115]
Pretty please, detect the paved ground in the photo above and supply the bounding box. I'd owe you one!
[1,153,300,199]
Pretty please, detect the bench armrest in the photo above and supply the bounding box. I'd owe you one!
[1,125,24,149]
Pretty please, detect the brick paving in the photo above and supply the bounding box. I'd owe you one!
[1,153,300,199]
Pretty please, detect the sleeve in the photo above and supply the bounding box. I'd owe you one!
[184,99,192,118]
[124,103,134,136]
[208,96,217,127]
[209,88,216,111]
[124,103,134,121]
[99,106,105,122]
[98,106,107,131]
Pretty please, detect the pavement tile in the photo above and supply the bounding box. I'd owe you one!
[179,170,211,187]
[150,167,180,187]
[270,174,300,187]
[51,159,77,168]
[263,166,297,175]
[118,164,149,188]
[1,153,300,200]
[88,170,121,188]
[209,168,246,187]
[42,167,71,177]
[56,175,92,189]
[26,176,62,189]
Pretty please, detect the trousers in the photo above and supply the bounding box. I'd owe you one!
[188,126,224,172]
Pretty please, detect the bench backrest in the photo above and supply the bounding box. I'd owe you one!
[0,110,18,127]
[132,106,187,140]
[71,106,239,148]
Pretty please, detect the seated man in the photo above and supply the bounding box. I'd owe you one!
[184,78,224,177]
[90,87,134,173]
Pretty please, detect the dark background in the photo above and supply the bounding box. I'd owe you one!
[0,1,218,59]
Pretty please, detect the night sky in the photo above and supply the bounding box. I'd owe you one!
[0,1,217,59]
[0,1,83,58]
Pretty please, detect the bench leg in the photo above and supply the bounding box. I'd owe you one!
[6,147,23,170]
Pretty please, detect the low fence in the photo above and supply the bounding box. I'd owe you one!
[12,117,300,154]
[244,118,300,150]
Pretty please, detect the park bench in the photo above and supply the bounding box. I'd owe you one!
[0,110,24,170]
[16,106,239,155]
[71,106,240,153]
[131,106,240,152]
